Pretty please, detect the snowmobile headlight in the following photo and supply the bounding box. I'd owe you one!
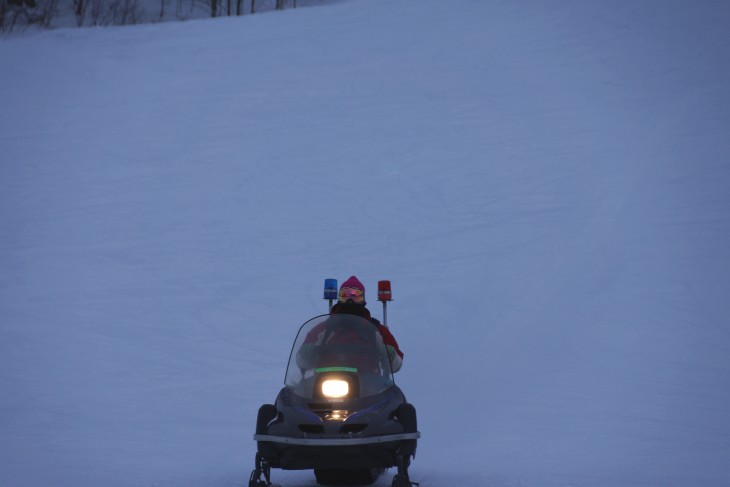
[321,379,349,398]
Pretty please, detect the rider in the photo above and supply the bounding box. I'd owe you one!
[299,276,404,373]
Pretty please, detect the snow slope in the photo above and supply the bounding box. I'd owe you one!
[2,0,730,485]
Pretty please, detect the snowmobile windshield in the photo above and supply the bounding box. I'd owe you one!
[284,314,395,399]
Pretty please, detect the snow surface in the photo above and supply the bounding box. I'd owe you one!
[2,0,730,485]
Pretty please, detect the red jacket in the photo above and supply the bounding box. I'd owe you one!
[303,303,404,372]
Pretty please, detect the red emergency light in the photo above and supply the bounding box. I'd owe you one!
[377,280,392,302]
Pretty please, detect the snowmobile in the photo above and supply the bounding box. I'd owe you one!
[249,312,419,487]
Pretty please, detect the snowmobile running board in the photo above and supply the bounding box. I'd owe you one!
[254,432,420,446]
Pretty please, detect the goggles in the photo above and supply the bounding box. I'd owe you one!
[338,287,365,304]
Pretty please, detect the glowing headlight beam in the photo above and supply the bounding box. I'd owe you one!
[321,379,349,398]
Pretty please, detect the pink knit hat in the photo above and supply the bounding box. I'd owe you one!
[339,276,366,303]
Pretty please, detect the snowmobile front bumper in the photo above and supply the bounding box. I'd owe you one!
[254,432,420,470]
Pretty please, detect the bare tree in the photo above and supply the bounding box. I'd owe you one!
[0,0,29,32]
[73,0,87,25]
[175,0,190,20]
[35,0,55,26]
[2,0,58,32]
[86,0,140,26]
[88,0,101,24]
[275,0,296,12]
[111,0,139,25]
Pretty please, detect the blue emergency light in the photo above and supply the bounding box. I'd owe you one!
[323,279,338,300]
